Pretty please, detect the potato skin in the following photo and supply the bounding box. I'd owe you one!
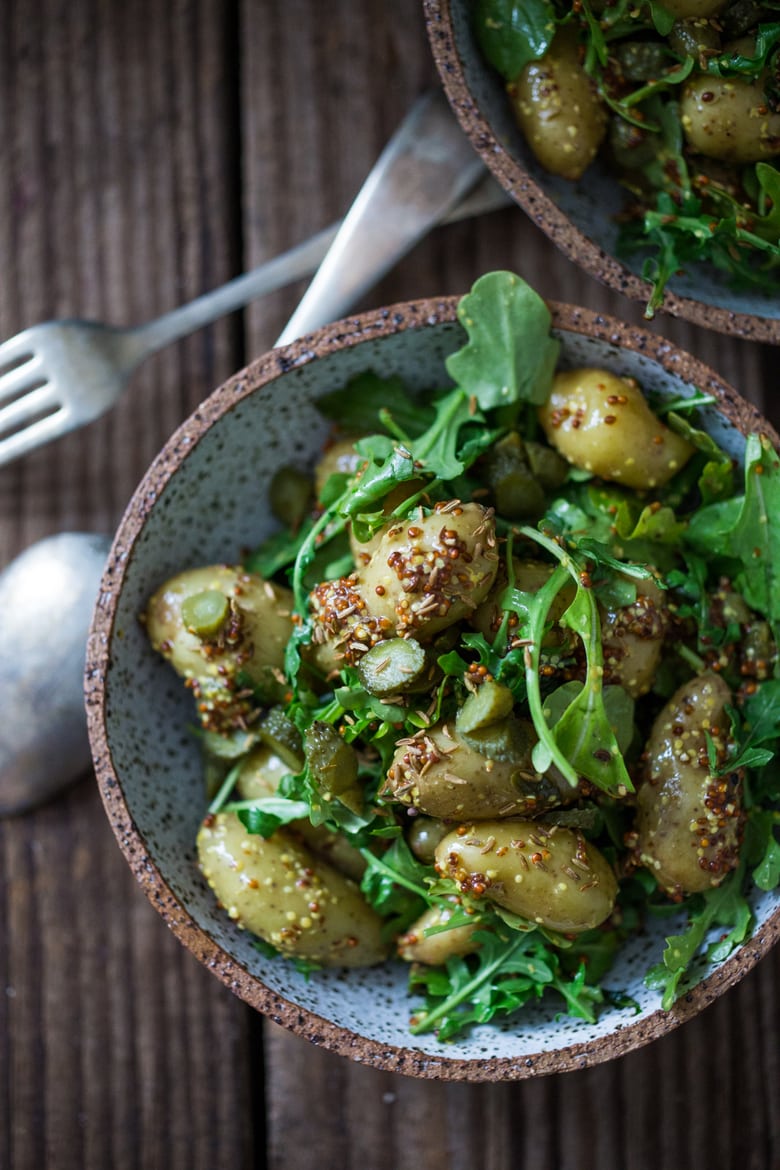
[635,673,743,896]
[383,721,572,820]
[435,820,618,934]
[509,30,607,181]
[398,904,482,964]
[144,565,294,717]
[236,746,365,881]
[681,71,780,164]
[538,368,694,490]
[197,812,386,967]
[308,501,499,674]
[601,576,668,698]
[363,502,500,637]
[313,435,364,498]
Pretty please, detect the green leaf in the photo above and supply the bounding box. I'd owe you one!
[706,23,780,80]
[644,866,751,1007]
[316,371,434,437]
[551,588,635,795]
[722,680,780,775]
[751,163,780,243]
[687,435,780,647]
[472,0,556,81]
[445,272,560,411]
[749,812,780,891]
[227,797,310,836]
[649,2,676,35]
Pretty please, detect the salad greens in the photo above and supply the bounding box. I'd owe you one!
[192,271,780,1040]
[472,0,780,314]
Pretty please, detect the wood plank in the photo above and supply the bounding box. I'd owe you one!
[0,2,256,1167]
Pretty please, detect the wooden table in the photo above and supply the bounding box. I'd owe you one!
[1,2,778,1167]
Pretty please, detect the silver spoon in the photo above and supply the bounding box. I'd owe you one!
[0,532,111,814]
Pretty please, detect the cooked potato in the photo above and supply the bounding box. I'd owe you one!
[601,576,668,697]
[509,30,608,181]
[197,812,386,966]
[144,565,294,729]
[435,820,618,934]
[363,502,500,637]
[681,69,780,163]
[398,903,482,964]
[313,435,365,498]
[236,746,365,881]
[635,672,743,896]
[470,558,575,649]
[308,501,499,674]
[538,368,694,490]
[383,720,572,820]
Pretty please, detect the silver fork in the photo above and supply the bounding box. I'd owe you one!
[0,92,507,469]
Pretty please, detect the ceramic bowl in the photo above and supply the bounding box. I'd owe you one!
[86,297,780,1080]
[424,0,780,344]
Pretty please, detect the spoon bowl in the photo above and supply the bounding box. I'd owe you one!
[0,531,110,815]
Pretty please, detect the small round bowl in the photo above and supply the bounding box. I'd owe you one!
[424,0,780,344]
[86,297,780,1080]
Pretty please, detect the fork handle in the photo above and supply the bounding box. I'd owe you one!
[123,174,508,361]
[128,224,341,357]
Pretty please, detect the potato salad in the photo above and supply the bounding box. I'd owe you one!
[473,0,780,313]
[143,273,780,1039]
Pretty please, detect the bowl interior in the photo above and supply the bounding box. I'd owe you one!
[427,0,780,340]
[90,304,779,1078]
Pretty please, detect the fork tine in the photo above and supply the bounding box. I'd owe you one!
[0,408,70,468]
[0,383,60,438]
[0,355,46,403]
[0,329,37,370]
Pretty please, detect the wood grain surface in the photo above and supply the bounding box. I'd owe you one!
[0,2,778,1168]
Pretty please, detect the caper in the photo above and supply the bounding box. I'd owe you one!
[180,588,230,637]
[667,16,722,56]
[609,115,659,171]
[615,40,672,82]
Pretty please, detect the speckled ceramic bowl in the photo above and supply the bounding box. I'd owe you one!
[424,0,780,344]
[86,298,780,1080]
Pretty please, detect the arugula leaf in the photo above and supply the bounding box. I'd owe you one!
[409,926,611,1038]
[644,866,752,1007]
[359,837,432,937]
[745,809,780,891]
[687,435,780,652]
[472,0,556,81]
[315,371,434,437]
[725,680,780,774]
[750,163,780,243]
[409,929,547,1037]
[229,796,310,837]
[706,23,780,79]
[445,272,560,411]
[506,527,634,795]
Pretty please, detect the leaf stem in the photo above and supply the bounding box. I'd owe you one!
[410,932,530,1035]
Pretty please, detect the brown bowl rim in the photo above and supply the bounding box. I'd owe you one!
[423,0,780,345]
[86,295,780,1081]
